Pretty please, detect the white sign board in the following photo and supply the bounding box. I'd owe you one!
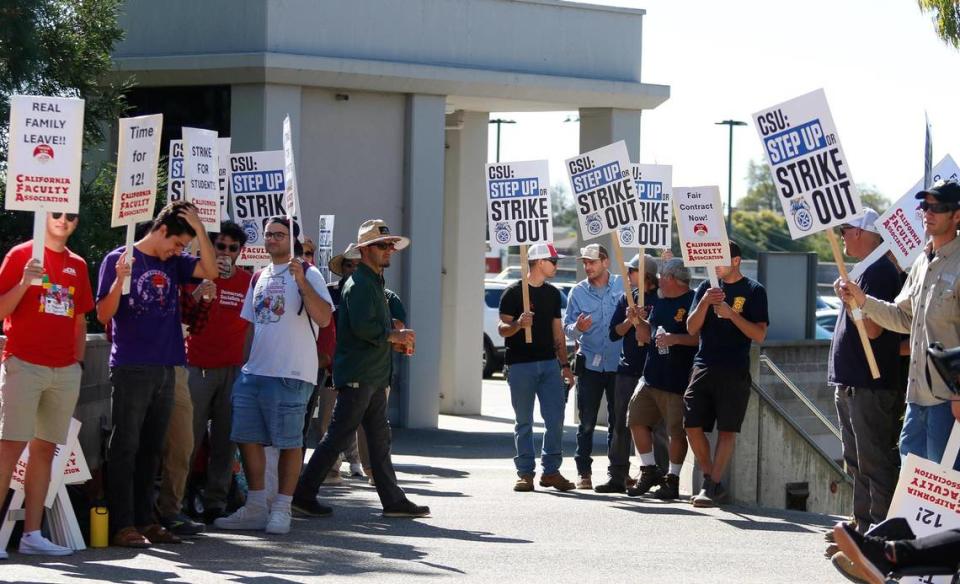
[11,418,91,506]
[317,214,335,280]
[229,150,301,267]
[282,115,298,218]
[168,137,231,220]
[182,127,220,231]
[5,95,85,213]
[485,160,553,247]
[566,140,637,240]
[618,164,673,249]
[753,89,863,239]
[878,155,960,268]
[111,114,163,227]
[673,186,731,267]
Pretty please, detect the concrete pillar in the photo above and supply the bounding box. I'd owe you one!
[230,84,302,154]
[439,111,488,415]
[400,93,446,428]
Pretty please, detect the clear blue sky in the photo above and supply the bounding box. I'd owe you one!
[489,0,960,210]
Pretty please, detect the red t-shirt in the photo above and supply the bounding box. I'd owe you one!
[184,268,252,369]
[0,241,95,367]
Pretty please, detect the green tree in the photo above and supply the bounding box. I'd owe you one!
[918,0,960,47]
[551,183,578,229]
[738,159,778,211]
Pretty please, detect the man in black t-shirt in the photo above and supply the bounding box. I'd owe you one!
[626,258,699,500]
[828,210,903,534]
[498,243,576,492]
[685,242,769,507]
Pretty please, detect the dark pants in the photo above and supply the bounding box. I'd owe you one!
[107,365,175,531]
[575,368,617,476]
[607,373,638,481]
[296,384,405,507]
[835,385,903,531]
[895,528,960,571]
[188,365,237,512]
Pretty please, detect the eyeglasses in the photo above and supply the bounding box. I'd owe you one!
[51,212,78,222]
[371,242,395,250]
[263,231,288,240]
[215,242,240,252]
[837,224,855,235]
[919,200,959,214]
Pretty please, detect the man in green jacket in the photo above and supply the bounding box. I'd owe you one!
[293,219,429,518]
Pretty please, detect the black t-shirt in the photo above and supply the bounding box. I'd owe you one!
[692,276,769,370]
[643,290,697,394]
[499,280,563,365]
[828,255,902,390]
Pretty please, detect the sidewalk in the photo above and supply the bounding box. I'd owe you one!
[0,379,843,583]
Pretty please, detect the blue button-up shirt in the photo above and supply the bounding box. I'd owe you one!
[564,272,624,373]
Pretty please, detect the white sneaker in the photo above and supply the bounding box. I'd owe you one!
[214,505,268,530]
[349,463,364,477]
[19,534,73,556]
[265,508,291,535]
[0,548,7,559]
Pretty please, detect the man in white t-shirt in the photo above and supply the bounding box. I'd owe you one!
[215,217,333,535]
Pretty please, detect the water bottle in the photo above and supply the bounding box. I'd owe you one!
[656,326,669,355]
[90,506,109,548]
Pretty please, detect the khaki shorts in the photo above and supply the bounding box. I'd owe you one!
[0,356,81,444]
[627,382,685,439]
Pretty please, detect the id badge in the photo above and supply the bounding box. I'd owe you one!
[592,353,602,368]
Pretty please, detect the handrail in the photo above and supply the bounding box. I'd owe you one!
[758,354,841,441]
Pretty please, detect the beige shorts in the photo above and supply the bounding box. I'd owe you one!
[0,356,81,444]
[627,382,685,439]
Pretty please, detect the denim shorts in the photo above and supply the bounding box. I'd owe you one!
[230,373,314,449]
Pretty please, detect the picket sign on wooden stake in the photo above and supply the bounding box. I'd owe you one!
[519,245,533,344]
[827,229,880,379]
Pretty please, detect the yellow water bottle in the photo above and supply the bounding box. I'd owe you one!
[90,506,109,548]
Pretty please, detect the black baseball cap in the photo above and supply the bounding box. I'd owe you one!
[915,180,960,203]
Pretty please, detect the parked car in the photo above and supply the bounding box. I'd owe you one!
[817,295,842,310]
[482,279,572,378]
[816,308,840,334]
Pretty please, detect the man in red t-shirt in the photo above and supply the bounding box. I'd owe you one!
[0,212,94,558]
[158,221,253,529]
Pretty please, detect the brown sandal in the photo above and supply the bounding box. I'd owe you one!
[139,524,182,544]
[111,526,150,548]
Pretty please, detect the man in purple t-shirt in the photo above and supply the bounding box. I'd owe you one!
[96,201,217,548]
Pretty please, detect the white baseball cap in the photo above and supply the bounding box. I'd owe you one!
[578,243,608,261]
[842,208,880,234]
[528,243,564,260]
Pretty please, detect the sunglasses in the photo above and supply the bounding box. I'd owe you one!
[371,242,395,250]
[919,200,959,214]
[263,231,288,240]
[341,261,355,269]
[544,258,558,265]
[51,212,78,222]
[215,242,240,252]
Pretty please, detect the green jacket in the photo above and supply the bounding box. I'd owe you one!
[333,263,393,387]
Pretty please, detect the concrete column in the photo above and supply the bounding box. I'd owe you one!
[230,84,302,154]
[439,111,488,415]
[400,94,446,428]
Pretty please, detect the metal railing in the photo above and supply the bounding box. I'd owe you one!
[758,354,841,441]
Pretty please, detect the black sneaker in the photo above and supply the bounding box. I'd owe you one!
[160,513,205,536]
[382,499,430,518]
[291,496,333,517]
[626,465,663,497]
[692,476,716,507]
[593,477,626,493]
[652,473,680,500]
[202,507,227,525]
[833,521,893,584]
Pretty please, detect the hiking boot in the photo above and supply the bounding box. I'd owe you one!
[576,474,592,490]
[539,472,575,492]
[291,495,333,518]
[830,551,869,584]
[626,465,663,497]
[382,499,430,518]
[514,474,535,492]
[593,477,626,493]
[833,522,893,584]
[214,504,268,530]
[19,533,73,556]
[161,512,205,536]
[652,473,680,500]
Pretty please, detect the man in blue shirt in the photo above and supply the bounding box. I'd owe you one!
[564,244,624,489]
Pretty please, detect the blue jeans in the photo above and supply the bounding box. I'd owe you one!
[506,360,567,476]
[899,401,960,470]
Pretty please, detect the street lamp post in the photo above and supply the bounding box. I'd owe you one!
[715,119,748,237]
[489,118,516,162]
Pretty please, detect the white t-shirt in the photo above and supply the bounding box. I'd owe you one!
[241,262,334,383]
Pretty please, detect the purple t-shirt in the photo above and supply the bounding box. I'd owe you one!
[97,246,199,367]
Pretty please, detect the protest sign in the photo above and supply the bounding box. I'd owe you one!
[168,137,231,220]
[5,95,84,214]
[112,114,163,294]
[753,89,863,239]
[282,115,298,258]
[878,155,959,268]
[566,141,637,240]
[673,186,730,288]
[617,164,673,250]
[885,423,960,584]
[486,160,553,247]
[181,127,220,231]
[229,150,301,267]
[318,215,335,281]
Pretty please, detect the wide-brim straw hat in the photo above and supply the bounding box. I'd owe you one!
[356,219,410,250]
[328,243,361,277]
